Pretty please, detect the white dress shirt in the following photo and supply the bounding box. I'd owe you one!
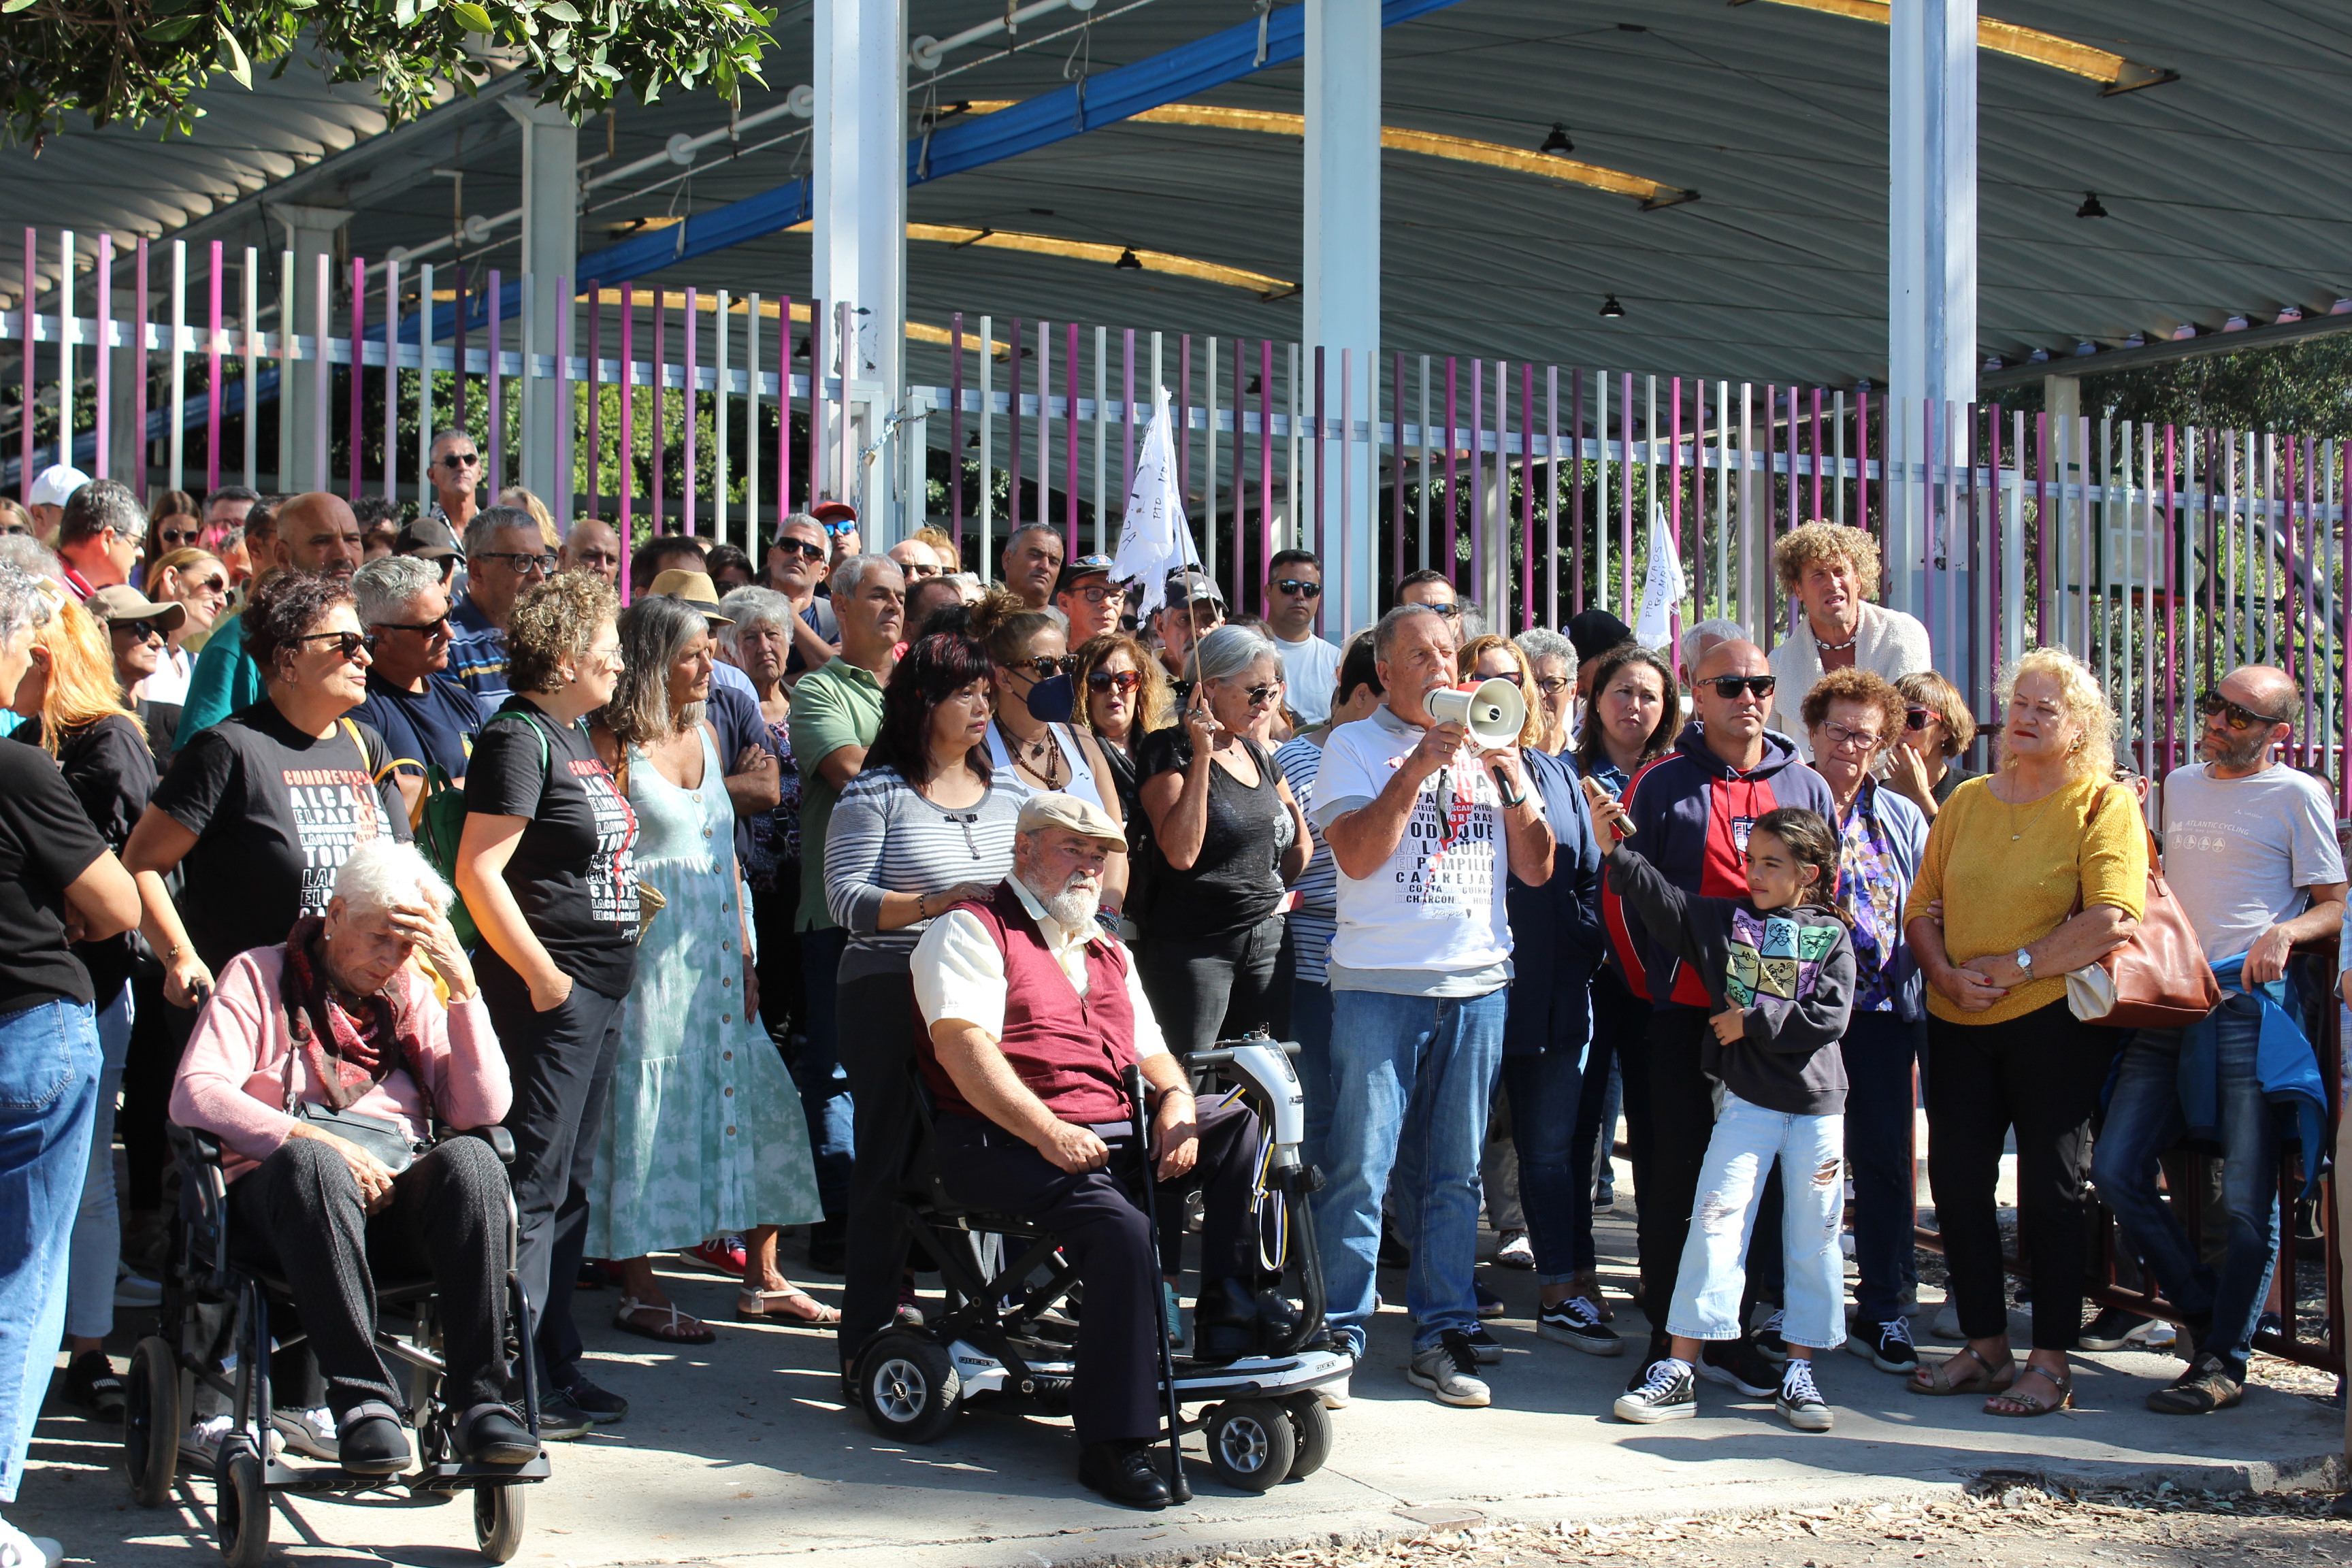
[911,876,1169,1058]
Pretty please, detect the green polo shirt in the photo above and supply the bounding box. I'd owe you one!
[787,655,886,931]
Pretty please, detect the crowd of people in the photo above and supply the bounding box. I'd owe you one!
[0,447,2342,1550]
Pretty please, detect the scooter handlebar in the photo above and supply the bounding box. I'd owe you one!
[1188,1039,1302,1067]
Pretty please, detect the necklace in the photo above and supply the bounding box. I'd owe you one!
[1814,627,1858,653]
[1002,722,1066,787]
[1997,778,2066,840]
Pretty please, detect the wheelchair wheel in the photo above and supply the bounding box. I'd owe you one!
[858,1335,962,1444]
[474,1482,527,1563]
[1279,1391,1333,1479]
[124,1337,181,1507]
[1204,1399,1294,1492]
[214,1441,269,1568]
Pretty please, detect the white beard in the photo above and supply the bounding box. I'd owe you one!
[1021,872,1102,932]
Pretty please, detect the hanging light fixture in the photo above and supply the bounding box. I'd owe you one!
[1114,246,1144,270]
[1599,294,1625,318]
[1539,122,1574,156]
[2076,190,2108,218]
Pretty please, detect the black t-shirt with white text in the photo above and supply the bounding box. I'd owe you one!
[149,701,407,975]
[463,698,640,999]
[0,741,110,1013]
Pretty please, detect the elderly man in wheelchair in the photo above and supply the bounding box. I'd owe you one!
[167,839,531,1477]
[906,794,1291,1510]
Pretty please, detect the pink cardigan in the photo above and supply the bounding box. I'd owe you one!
[170,947,512,1182]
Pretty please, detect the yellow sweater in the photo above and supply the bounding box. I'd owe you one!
[1904,772,2149,1026]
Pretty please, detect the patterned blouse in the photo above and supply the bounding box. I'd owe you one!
[1835,778,1905,1013]
[742,713,804,890]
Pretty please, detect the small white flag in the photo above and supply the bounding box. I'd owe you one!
[1113,385,1200,617]
[1633,502,1687,653]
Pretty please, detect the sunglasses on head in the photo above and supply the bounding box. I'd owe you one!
[1904,706,1933,731]
[1272,578,1321,599]
[1705,674,1776,700]
[2198,689,2290,732]
[295,630,369,661]
[775,539,826,561]
[1087,668,1142,695]
[1007,654,1077,681]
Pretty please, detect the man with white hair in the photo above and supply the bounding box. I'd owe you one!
[350,554,485,816]
[909,793,1271,1511]
[1677,617,1748,681]
[445,504,555,706]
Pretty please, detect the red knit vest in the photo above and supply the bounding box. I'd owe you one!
[921,882,1139,1126]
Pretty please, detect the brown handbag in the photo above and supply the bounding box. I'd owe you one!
[2062,787,2222,1029]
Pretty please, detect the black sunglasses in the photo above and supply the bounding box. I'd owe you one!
[295,630,369,661]
[774,539,826,561]
[373,615,451,642]
[439,452,480,469]
[1904,706,1933,731]
[2198,690,2290,732]
[114,619,165,642]
[1272,578,1321,598]
[1006,655,1077,681]
[1705,675,1776,700]
[1243,681,1284,706]
[155,527,201,548]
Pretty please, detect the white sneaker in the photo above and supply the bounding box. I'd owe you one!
[0,1518,61,1568]
[185,1414,235,1468]
[1316,1375,1352,1409]
[272,1405,339,1460]
[1494,1230,1535,1269]
[1405,1331,1492,1407]
[113,1269,163,1308]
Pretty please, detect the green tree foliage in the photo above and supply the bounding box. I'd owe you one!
[2016,336,2352,439]
[0,0,769,148]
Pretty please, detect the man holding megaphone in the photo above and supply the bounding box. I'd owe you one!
[1309,604,1554,1409]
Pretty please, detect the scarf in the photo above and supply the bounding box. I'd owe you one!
[279,915,429,1111]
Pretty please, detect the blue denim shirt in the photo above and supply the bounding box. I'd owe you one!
[1501,748,1605,1058]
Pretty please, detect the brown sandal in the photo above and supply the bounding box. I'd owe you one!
[1984,1362,2072,1417]
[1908,1343,2017,1396]
[736,1286,840,1324]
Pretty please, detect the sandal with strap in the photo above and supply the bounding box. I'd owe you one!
[1907,1343,2018,1396]
[737,1286,840,1324]
[612,1296,717,1345]
[1985,1362,2073,1418]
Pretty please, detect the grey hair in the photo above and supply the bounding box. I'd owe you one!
[829,552,903,600]
[1192,623,1279,685]
[331,839,454,916]
[0,534,62,583]
[1456,598,1488,641]
[59,477,144,548]
[776,510,826,545]
[1515,627,1574,667]
[715,585,795,656]
[604,594,711,751]
[351,554,442,625]
[463,504,538,560]
[1679,617,1748,670]
[0,561,54,648]
[1373,602,1449,660]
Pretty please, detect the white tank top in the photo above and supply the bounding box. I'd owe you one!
[985,720,1108,814]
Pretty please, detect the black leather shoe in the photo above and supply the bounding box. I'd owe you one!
[457,1403,540,1465]
[336,1404,412,1476]
[1077,1440,1172,1510]
[556,1375,629,1423]
[1194,1279,1308,1360]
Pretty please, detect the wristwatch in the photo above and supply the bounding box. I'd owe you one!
[2014,947,2034,977]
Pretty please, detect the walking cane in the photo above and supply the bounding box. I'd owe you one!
[1125,1063,1192,1503]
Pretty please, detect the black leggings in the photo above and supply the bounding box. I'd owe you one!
[1926,1000,2121,1351]
[1135,911,1288,1059]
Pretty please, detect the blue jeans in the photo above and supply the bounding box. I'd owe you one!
[1501,1047,1586,1287]
[0,999,101,1503]
[1666,1092,1846,1352]
[67,984,135,1341]
[1311,985,1506,1354]
[796,925,856,1216]
[2089,996,2279,1377]
[1291,977,1335,1185]
[1842,1011,1925,1325]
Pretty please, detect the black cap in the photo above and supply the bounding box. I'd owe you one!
[1055,553,1118,598]
[1567,608,1633,665]
[395,514,465,561]
[1162,566,1225,609]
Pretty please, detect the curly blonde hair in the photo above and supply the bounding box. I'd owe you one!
[1456,633,1547,750]
[1995,645,2113,781]
[506,571,618,694]
[1774,520,1881,600]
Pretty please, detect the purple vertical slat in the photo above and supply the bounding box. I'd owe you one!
[1618,372,1633,624]
[1120,328,1136,528]
[1392,351,1407,600]
[1233,335,1246,578]
[1008,316,1024,531]
[806,299,824,519]
[1966,404,1982,732]
[1669,376,1684,650]
[1257,339,1274,609]
[1469,359,1485,600]
[344,253,363,500]
[1691,380,1706,623]
[133,238,149,505]
[1810,386,1824,521]
[93,235,110,482]
[487,270,504,496]
[1312,346,1326,584]
[1520,362,1535,632]
[18,230,31,501]
[2302,434,2319,762]
[1064,320,1080,552]
[553,278,573,525]
[651,293,666,530]
[950,313,964,551]
[585,289,601,517]
[779,297,795,523]
[206,242,224,491]
[1571,371,1584,613]
[683,287,698,533]
[839,304,857,519]
[618,285,634,545]
[453,265,468,431]
[2342,441,2351,812]
[382,260,397,503]
[1443,357,1458,583]
[1856,389,1870,535]
[2161,423,2177,770]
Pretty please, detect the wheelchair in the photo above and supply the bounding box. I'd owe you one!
[853,1032,1352,1495]
[122,1123,549,1567]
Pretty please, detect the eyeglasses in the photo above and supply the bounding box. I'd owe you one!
[2198,690,2291,732]
[373,615,451,642]
[114,620,165,644]
[1007,655,1078,681]
[1534,674,1570,696]
[902,561,941,578]
[585,644,625,673]
[1705,675,1776,700]
[439,452,480,470]
[1272,578,1322,599]
[1818,717,1882,753]
[1066,583,1125,606]
[1904,706,1933,731]
[774,539,826,562]
[1086,668,1142,695]
[1243,681,1284,707]
[478,551,558,576]
[294,630,369,661]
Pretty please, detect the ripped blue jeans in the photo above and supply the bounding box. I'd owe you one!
[1665,1092,1847,1352]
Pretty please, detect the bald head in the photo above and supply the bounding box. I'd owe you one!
[274,492,363,581]
[2228,664,2296,716]
[561,517,622,584]
[1694,638,1768,683]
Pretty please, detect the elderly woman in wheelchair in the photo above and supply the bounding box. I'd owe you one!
[167,839,527,1476]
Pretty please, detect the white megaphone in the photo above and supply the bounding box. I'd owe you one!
[1426,678,1529,807]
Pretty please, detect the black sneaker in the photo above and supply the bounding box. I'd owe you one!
[556,1376,629,1423]
[1405,1330,1492,1407]
[1537,1296,1623,1357]
[65,1351,125,1422]
[1698,1338,1780,1398]
[1845,1316,1920,1374]
[1776,1360,1833,1431]
[1474,1280,1507,1320]
[535,1391,595,1442]
[2145,1354,2244,1415]
[1463,1324,1503,1365]
[336,1403,412,1476]
[1752,1308,1788,1363]
[2078,1307,2156,1352]
[1613,1357,1696,1423]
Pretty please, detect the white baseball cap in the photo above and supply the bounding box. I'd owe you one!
[27,463,90,510]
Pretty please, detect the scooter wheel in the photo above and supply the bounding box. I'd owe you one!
[1205,1399,1295,1492]
[1279,1391,1333,1478]
[858,1334,962,1444]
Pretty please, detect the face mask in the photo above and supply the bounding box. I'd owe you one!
[1025,672,1077,725]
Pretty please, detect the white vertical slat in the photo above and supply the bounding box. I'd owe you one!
[1416,356,1431,575]
[977,313,994,585]
[714,290,731,546]
[382,261,401,502]
[1545,365,1559,625]
[56,231,73,472]
[2003,408,2026,674]
[1287,342,1303,554]
[2259,430,2276,668]
[313,250,330,495]
[1833,390,1848,525]
[745,294,762,536]
[1204,338,1218,586]
[243,249,260,489]
[415,263,434,508]
[1093,325,1107,556]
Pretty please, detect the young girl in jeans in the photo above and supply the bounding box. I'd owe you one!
[1584,790,1857,1432]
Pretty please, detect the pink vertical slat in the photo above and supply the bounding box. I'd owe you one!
[1176,335,1191,506]
[1064,319,1079,551]
[806,299,824,520]
[1234,335,1245,578]
[683,287,698,532]
[1469,359,1485,599]
[618,284,634,544]
[949,312,964,552]
[1810,386,1824,521]
[93,235,110,481]
[1570,370,1584,614]
[1339,348,1354,635]
[1258,339,1274,609]
[779,296,795,524]
[204,242,224,491]
[1392,351,1406,602]
[1618,372,1634,624]
[585,289,601,517]
[650,293,666,530]
[344,253,363,500]
[1520,362,1535,631]
[134,238,150,505]
[2161,423,2177,770]
[487,270,504,496]
[1856,389,1870,535]
[1120,327,1136,521]
[1669,376,1684,648]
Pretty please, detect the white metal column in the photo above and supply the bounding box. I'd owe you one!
[813,0,907,537]
[1886,0,1976,619]
[1304,0,1380,634]
[504,101,579,506]
[265,204,350,493]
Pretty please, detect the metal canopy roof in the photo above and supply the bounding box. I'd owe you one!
[6,1,2351,389]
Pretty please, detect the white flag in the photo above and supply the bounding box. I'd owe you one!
[1113,385,1199,617]
[1633,503,1687,653]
